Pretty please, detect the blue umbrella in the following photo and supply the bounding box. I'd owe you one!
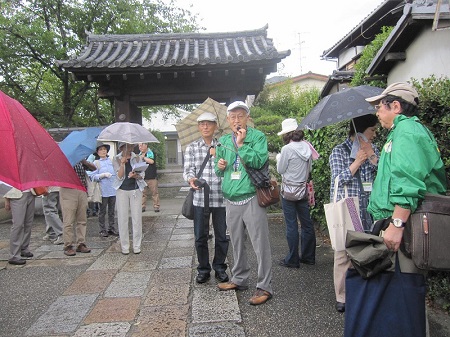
[58,127,103,166]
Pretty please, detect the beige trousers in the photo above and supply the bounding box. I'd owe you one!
[60,188,88,248]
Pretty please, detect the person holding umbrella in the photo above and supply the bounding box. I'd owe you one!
[329,114,380,312]
[183,112,229,284]
[113,142,146,255]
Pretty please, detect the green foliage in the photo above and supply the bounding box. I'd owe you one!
[351,26,394,87]
[412,76,450,183]
[427,271,450,312]
[0,0,199,127]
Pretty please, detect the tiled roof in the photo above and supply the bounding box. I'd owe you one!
[57,25,290,72]
[321,0,403,58]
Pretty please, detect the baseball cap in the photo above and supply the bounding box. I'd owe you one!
[196,112,218,122]
[227,101,250,115]
[365,82,419,106]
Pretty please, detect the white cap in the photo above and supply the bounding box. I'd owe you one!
[196,112,217,122]
[227,101,250,115]
[277,118,298,136]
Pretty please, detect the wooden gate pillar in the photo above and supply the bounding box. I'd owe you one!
[114,96,142,125]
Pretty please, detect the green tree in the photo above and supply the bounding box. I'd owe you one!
[0,0,199,127]
[351,26,393,87]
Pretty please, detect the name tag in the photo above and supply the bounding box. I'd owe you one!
[362,182,373,192]
[231,171,241,180]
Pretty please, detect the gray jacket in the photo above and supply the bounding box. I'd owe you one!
[277,141,312,182]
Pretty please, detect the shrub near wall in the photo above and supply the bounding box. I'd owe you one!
[411,76,450,313]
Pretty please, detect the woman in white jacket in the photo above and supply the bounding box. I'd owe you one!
[113,142,146,255]
[277,118,315,268]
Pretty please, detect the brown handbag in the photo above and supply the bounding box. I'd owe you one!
[256,180,280,208]
[402,193,450,271]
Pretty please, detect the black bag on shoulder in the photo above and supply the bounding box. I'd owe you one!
[181,189,195,220]
[181,148,211,220]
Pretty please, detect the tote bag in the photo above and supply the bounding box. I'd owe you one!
[324,176,363,251]
[86,173,102,203]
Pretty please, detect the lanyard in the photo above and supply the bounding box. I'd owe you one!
[232,133,240,171]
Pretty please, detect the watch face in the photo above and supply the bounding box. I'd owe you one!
[393,218,404,228]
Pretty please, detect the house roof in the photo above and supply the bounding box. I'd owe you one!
[366,1,450,75]
[321,0,404,59]
[56,25,291,79]
[268,71,328,89]
[320,70,355,98]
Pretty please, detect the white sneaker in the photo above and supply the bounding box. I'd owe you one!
[53,236,64,245]
[43,234,55,241]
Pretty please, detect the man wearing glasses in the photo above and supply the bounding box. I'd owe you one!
[215,101,273,305]
[349,82,447,336]
[183,112,229,285]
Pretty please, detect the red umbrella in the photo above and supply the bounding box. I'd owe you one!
[0,90,85,191]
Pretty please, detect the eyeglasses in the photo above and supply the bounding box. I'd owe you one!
[375,102,390,111]
[228,114,247,121]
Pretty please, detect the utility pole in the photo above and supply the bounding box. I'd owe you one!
[298,32,309,75]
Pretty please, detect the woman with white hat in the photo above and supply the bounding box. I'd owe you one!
[276,118,316,269]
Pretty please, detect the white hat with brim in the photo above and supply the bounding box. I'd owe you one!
[196,112,218,122]
[365,82,419,106]
[227,101,250,115]
[277,118,299,136]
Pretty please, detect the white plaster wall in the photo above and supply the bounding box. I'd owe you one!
[292,78,326,91]
[388,26,450,84]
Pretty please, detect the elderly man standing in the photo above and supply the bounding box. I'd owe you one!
[183,112,229,284]
[215,101,273,305]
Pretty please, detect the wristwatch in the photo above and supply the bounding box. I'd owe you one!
[391,218,407,228]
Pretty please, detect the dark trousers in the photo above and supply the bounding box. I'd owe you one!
[98,196,117,232]
[281,198,316,265]
[193,206,228,275]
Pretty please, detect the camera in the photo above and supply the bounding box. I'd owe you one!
[194,178,207,188]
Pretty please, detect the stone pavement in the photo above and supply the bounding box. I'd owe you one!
[1,192,450,337]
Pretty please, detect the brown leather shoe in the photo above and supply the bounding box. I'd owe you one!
[64,246,76,256]
[217,281,248,291]
[76,243,91,253]
[248,288,272,305]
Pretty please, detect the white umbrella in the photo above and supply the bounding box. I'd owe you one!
[97,122,159,144]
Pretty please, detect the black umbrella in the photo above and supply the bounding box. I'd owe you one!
[297,85,383,130]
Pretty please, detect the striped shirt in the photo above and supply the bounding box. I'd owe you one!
[183,138,225,208]
[329,138,379,212]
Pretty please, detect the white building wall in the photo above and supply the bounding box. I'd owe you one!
[388,26,450,84]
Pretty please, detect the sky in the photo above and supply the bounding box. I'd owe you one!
[173,0,385,78]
